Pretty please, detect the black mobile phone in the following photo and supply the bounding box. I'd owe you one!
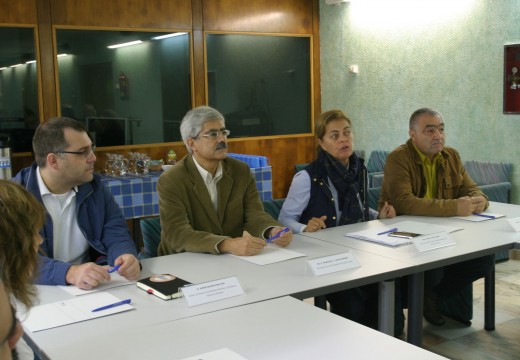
[387,231,421,239]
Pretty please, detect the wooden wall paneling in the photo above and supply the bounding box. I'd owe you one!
[228,135,315,199]
[50,0,192,29]
[0,0,37,23]
[203,0,313,34]
[36,0,59,121]
[192,0,206,106]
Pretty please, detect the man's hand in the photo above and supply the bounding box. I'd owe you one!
[471,195,487,214]
[378,202,396,219]
[113,254,141,281]
[218,235,266,256]
[304,216,327,232]
[66,262,110,290]
[456,196,475,216]
[269,227,293,247]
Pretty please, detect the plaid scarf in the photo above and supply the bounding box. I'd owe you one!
[319,149,364,225]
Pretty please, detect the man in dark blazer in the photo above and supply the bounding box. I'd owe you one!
[157,106,292,256]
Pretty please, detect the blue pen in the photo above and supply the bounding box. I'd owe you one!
[267,227,290,243]
[107,264,121,273]
[377,227,398,236]
[474,213,496,219]
[91,298,131,312]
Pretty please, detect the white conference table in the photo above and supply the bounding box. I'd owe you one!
[30,296,447,360]
[301,201,518,346]
[25,234,414,359]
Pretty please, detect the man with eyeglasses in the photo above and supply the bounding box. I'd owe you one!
[13,117,140,289]
[378,108,494,327]
[157,106,292,256]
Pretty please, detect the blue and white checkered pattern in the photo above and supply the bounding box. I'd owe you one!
[101,165,272,219]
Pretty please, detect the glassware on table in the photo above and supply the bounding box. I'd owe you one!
[112,155,129,176]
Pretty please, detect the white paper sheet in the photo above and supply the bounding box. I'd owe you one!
[58,272,135,296]
[229,244,305,265]
[23,292,134,332]
[344,220,463,247]
[453,213,505,222]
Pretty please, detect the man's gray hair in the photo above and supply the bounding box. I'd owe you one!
[179,106,225,154]
[409,108,444,130]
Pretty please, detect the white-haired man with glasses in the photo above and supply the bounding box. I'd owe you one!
[13,117,140,289]
[157,106,292,256]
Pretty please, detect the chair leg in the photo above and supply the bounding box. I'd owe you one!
[314,295,327,310]
[484,263,496,331]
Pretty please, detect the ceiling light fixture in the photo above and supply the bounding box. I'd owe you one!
[107,40,143,49]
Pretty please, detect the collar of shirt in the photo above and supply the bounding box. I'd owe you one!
[192,157,223,211]
[36,166,78,197]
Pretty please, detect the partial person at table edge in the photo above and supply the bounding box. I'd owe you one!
[157,105,292,256]
[378,107,494,327]
[278,109,399,333]
[12,117,140,290]
[0,180,46,360]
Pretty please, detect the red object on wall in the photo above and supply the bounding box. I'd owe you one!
[504,45,520,113]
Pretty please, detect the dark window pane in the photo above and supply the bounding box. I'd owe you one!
[56,29,191,146]
[206,34,311,137]
[0,27,39,152]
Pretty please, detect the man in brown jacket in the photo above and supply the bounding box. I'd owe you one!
[379,108,494,326]
[157,106,292,256]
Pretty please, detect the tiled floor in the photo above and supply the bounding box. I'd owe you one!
[305,250,520,359]
[422,251,520,359]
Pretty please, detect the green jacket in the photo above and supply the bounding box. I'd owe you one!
[378,139,487,216]
[157,155,279,255]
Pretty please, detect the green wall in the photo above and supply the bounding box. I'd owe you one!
[320,0,520,204]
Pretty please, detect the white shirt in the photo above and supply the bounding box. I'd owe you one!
[36,167,90,264]
[192,157,223,212]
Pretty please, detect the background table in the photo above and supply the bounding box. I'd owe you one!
[100,166,273,220]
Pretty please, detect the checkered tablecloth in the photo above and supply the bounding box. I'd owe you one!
[101,166,272,220]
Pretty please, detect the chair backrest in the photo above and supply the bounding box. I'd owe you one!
[464,160,513,186]
[367,187,382,210]
[366,150,391,174]
[139,217,161,259]
[263,198,286,220]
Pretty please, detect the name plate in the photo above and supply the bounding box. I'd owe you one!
[181,276,245,307]
[506,217,520,232]
[307,252,360,276]
[413,232,455,252]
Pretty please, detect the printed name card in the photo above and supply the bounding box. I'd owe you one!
[506,217,520,232]
[307,252,360,276]
[181,276,245,307]
[413,232,455,252]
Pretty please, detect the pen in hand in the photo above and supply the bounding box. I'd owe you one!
[266,227,290,243]
[474,213,496,219]
[91,298,131,312]
[107,264,121,273]
[377,227,398,236]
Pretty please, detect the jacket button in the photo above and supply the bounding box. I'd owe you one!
[333,216,336,220]
[331,198,334,202]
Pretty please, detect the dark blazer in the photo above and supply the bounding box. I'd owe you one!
[157,155,279,255]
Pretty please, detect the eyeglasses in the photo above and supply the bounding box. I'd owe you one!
[199,129,231,140]
[56,145,96,159]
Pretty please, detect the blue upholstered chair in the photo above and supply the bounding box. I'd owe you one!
[139,217,161,259]
[262,198,286,220]
[366,150,391,187]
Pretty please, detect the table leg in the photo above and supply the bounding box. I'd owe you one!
[378,279,395,336]
[407,272,424,346]
[484,264,496,331]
